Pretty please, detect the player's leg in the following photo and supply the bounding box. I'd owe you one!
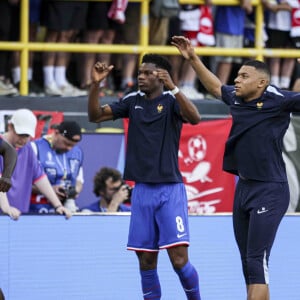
[127,183,162,299]
[232,178,251,285]
[158,183,201,300]
[168,245,201,300]
[246,181,289,300]
[136,251,161,299]
[247,284,269,300]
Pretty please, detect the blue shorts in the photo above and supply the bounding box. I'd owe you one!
[127,183,190,251]
[233,179,289,284]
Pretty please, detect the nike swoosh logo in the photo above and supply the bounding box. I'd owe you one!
[143,292,152,296]
[177,233,187,238]
[134,105,143,109]
[257,209,268,214]
[234,101,240,105]
[184,288,196,292]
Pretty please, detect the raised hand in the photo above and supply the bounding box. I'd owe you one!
[153,69,175,91]
[91,62,114,84]
[171,36,196,60]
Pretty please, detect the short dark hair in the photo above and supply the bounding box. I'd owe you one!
[93,167,122,197]
[243,60,271,78]
[141,53,172,73]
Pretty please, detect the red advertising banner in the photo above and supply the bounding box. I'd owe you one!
[33,110,64,138]
[123,118,235,213]
[179,119,235,213]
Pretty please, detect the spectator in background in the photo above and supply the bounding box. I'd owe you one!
[116,0,177,96]
[0,109,71,218]
[88,54,202,299]
[81,167,130,213]
[114,2,141,95]
[30,121,84,214]
[175,1,214,99]
[40,0,88,97]
[265,0,295,89]
[243,0,269,52]
[10,0,44,96]
[0,0,19,96]
[79,1,122,96]
[212,0,253,84]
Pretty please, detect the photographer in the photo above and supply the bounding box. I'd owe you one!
[30,121,84,213]
[81,167,131,213]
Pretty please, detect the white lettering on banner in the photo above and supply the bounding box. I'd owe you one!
[179,120,235,213]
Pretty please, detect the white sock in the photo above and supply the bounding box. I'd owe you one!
[54,66,68,88]
[11,67,21,84]
[271,76,279,87]
[43,66,55,87]
[280,76,291,89]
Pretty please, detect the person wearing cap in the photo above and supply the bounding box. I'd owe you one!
[0,108,71,219]
[30,120,84,213]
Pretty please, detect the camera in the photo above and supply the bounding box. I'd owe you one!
[58,185,77,201]
[123,183,133,204]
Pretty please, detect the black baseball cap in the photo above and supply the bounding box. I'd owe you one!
[57,121,82,142]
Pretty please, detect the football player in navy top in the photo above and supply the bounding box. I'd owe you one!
[88,54,202,299]
[172,35,300,300]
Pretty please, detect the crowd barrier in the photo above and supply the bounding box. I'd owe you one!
[3,0,299,95]
[0,214,299,300]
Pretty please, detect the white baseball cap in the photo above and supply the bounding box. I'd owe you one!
[10,109,37,138]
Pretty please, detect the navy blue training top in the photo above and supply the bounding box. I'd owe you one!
[222,85,300,182]
[110,91,183,183]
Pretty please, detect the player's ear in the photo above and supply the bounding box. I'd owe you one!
[258,78,268,88]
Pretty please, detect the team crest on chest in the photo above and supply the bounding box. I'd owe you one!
[256,102,263,110]
[157,104,163,113]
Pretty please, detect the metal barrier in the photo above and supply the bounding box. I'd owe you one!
[0,0,298,95]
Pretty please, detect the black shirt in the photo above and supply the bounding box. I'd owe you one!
[110,91,184,183]
[222,85,300,182]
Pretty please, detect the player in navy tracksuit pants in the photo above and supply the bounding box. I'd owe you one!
[173,35,300,300]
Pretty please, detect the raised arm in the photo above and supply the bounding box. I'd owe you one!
[171,36,223,99]
[88,62,115,123]
[0,139,17,192]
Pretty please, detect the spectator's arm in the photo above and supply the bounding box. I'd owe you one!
[262,0,292,12]
[75,180,83,198]
[240,0,253,14]
[34,176,72,218]
[0,192,20,220]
